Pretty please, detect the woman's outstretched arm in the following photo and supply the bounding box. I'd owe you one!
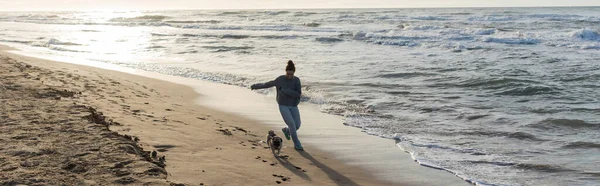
[251,80,276,90]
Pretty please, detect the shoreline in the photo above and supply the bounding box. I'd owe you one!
[0,44,396,185]
[1,44,470,185]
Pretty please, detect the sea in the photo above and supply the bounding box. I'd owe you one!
[1,7,599,186]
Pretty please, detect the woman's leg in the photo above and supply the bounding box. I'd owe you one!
[290,106,301,131]
[278,105,302,147]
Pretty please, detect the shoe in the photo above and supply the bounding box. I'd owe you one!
[294,145,304,151]
[282,127,291,140]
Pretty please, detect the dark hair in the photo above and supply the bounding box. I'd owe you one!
[286,60,295,72]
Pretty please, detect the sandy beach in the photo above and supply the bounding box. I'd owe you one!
[0,45,396,185]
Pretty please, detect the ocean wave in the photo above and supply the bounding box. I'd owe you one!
[180,33,258,40]
[559,74,600,82]
[377,72,438,79]
[467,160,516,166]
[468,16,514,21]
[3,39,87,53]
[14,14,61,19]
[0,39,31,44]
[365,33,431,41]
[181,33,205,37]
[46,38,81,46]
[495,86,557,96]
[338,31,367,40]
[200,25,291,32]
[5,38,85,52]
[145,45,166,49]
[293,12,318,17]
[529,108,563,114]
[447,130,544,141]
[404,25,441,30]
[540,57,563,64]
[303,22,320,27]
[571,107,600,113]
[176,50,198,54]
[264,11,290,15]
[527,13,583,21]
[581,172,600,178]
[44,15,60,18]
[179,24,341,32]
[514,163,573,173]
[220,34,250,39]
[30,38,82,47]
[580,44,600,49]
[315,37,343,43]
[201,46,253,52]
[507,132,543,141]
[386,91,411,95]
[164,20,222,24]
[533,118,599,129]
[482,37,541,45]
[409,142,481,154]
[81,29,100,32]
[465,114,489,120]
[109,15,170,22]
[445,12,474,16]
[46,46,86,53]
[446,36,475,41]
[150,33,176,37]
[474,28,497,35]
[570,29,600,41]
[259,35,299,40]
[562,141,600,149]
[218,11,245,15]
[457,78,539,89]
[342,31,408,42]
[338,14,359,19]
[371,40,419,47]
[411,16,450,21]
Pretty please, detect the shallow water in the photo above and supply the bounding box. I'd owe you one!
[1,7,600,185]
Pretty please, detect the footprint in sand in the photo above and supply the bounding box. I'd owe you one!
[153,145,176,152]
[216,129,233,136]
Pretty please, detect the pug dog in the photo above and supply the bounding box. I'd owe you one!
[266,130,283,155]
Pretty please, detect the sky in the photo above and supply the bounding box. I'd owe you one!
[0,0,599,11]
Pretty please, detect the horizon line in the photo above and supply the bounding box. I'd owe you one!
[0,5,599,12]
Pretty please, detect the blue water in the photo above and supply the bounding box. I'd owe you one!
[1,7,600,185]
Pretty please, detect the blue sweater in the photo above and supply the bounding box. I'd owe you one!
[251,75,302,106]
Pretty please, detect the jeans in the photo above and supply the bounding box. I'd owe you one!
[278,105,302,147]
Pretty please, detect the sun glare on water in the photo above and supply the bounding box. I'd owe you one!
[54,10,158,63]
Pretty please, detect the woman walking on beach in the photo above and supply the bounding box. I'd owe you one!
[251,60,304,151]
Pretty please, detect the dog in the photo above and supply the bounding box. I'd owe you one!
[266,130,283,155]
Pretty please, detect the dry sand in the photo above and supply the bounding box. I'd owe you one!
[0,45,394,185]
[0,56,171,185]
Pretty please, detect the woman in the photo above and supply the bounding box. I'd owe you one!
[251,60,303,151]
